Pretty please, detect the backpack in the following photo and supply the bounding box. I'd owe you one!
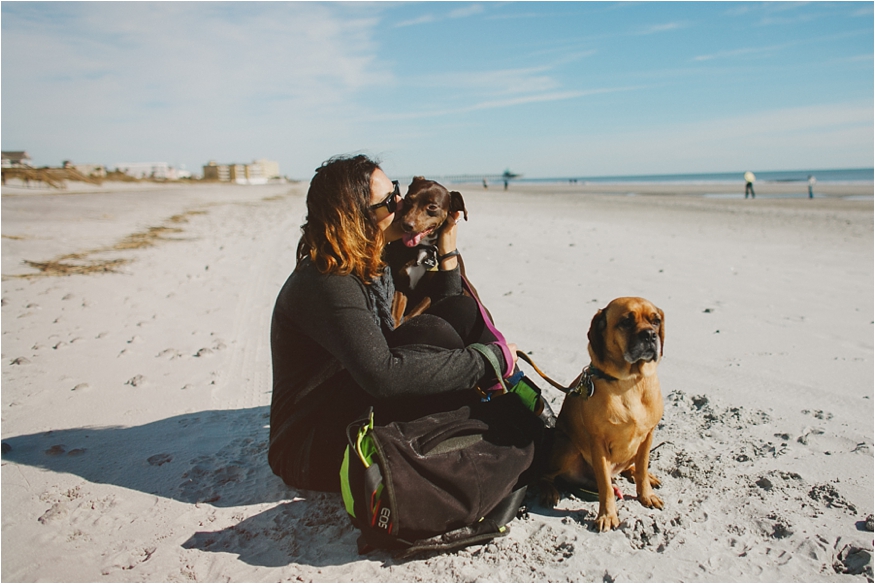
[339,389,543,558]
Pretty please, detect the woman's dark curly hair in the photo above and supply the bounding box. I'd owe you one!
[297,154,385,283]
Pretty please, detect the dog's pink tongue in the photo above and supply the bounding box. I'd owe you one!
[402,232,425,247]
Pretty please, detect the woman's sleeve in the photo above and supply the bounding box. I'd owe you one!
[427,264,463,301]
[294,272,487,399]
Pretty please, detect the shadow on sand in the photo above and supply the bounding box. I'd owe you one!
[2,406,366,567]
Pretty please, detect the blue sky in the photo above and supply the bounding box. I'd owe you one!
[2,1,872,179]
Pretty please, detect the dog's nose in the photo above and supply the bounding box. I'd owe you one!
[639,329,657,343]
[402,221,416,232]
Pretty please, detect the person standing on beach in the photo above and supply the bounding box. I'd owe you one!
[808,175,816,199]
[744,171,756,199]
[268,154,520,492]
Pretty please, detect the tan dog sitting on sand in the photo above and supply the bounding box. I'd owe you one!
[539,297,665,532]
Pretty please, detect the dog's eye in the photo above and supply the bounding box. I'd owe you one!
[427,204,440,213]
[651,318,661,327]
[619,316,635,329]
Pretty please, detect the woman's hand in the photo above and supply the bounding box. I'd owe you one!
[506,342,519,365]
[437,210,462,271]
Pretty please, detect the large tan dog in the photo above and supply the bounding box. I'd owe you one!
[539,297,665,531]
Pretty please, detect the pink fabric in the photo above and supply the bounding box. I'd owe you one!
[462,276,513,379]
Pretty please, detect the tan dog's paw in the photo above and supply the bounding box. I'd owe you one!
[638,492,664,509]
[594,510,620,532]
[539,482,560,508]
[622,467,661,489]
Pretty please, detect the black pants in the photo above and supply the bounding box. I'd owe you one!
[387,295,497,349]
[291,295,500,492]
[376,295,501,424]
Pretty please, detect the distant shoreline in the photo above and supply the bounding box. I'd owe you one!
[2,172,872,200]
[453,180,873,200]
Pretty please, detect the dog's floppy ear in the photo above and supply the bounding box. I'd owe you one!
[587,309,608,364]
[449,191,468,221]
[657,307,665,356]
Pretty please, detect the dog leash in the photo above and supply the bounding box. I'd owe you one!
[515,351,616,399]
[459,270,611,397]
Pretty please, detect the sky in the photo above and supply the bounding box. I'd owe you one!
[2,1,872,179]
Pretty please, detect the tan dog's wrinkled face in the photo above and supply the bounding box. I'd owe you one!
[395,176,467,248]
[588,297,664,367]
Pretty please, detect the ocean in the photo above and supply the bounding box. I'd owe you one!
[516,168,873,185]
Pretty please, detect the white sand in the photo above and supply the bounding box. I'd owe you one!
[2,181,872,582]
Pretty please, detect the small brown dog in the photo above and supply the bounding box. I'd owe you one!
[386,177,467,325]
[540,297,665,531]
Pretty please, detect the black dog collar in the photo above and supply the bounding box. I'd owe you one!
[571,364,617,398]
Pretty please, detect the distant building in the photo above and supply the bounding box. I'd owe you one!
[2,151,33,168]
[63,160,107,178]
[115,162,172,180]
[202,159,280,184]
[203,161,230,181]
[254,159,281,180]
[167,166,192,180]
[229,164,248,184]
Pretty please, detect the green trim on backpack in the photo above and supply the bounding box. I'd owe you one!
[470,343,541,413]
[340,446,355,517]
[508,376,540,412]
[341,410,377,519]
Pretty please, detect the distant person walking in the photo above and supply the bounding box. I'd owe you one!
[744,171,756,199]
[807,175,816,199]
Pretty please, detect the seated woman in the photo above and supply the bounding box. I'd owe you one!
[268,154,516,492]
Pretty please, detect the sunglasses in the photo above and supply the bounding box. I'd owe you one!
[369,180,400,214]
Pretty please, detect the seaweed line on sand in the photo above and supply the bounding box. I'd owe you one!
[7,209,208,279]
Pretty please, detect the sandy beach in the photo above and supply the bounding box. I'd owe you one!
[2,180,872,582]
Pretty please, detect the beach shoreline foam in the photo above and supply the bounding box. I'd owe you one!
[2,182,872,581]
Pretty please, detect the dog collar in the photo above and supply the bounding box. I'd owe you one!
[571,364,616,398]
[417,245,438,270]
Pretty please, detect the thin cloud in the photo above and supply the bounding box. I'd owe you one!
[394,14,437,28]
[638,21,690,35]
[693,42,793,62]
[393,3,484,27]
[374,86,643,121]
[449,4,484,19]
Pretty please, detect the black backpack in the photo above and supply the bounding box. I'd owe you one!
[339,392,543,558]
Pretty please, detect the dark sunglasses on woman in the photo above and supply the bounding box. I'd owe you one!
[369,180,400,214]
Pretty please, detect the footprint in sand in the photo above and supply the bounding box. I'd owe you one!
[125,375,145,387]
[796,427,824,445]
[38,502,67,524]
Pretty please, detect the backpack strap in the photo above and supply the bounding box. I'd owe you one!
[470,343,509,393]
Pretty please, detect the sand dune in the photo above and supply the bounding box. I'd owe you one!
[2,182,872,582]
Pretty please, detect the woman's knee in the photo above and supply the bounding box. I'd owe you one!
[387,314,465,349]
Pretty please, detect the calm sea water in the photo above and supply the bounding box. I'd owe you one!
[518,168,873,185]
